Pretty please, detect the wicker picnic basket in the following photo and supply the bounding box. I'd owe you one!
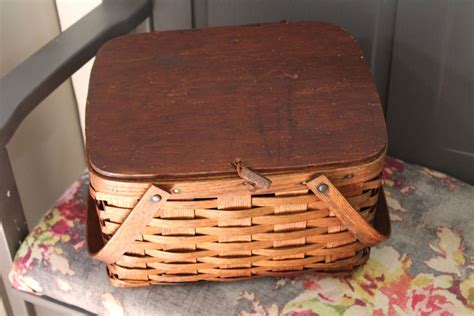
[86,22,390,287]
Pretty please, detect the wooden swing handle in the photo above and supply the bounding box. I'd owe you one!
[306,175,390,246]
[88,185,170,264]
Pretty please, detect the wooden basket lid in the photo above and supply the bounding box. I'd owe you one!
[86,22,387,180]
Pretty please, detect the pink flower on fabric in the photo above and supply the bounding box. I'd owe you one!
[302,279,319,291]
[384,157,405,174]
[406,284,462,316]
[51,220,71,235]
[59,199,86,224]
[380,274,412,312]
[382,157,415,194]
[16,248,33,270]
[60,199,83,218]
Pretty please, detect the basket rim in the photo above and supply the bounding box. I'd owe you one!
[89,149,386,200]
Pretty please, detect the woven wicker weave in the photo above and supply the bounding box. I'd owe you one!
[87,154,389,287]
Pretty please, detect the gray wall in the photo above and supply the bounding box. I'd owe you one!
[386,0,473,183]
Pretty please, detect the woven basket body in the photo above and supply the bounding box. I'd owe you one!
[88,155,388,287]
[86,22,389,286]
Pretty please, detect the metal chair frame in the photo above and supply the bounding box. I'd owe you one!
[0,1,154,314]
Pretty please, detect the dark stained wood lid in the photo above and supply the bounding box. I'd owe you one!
[86,22,387,180]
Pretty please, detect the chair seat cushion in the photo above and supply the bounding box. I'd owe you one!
[9,157,474,315]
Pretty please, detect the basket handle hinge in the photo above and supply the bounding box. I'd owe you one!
[88,185,170,264]
[306,175,390,246]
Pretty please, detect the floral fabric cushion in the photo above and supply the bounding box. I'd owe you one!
[9,157,474,315]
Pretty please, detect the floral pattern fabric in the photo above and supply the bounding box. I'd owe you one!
[9,157,474,315]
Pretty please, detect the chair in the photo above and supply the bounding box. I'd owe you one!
[1,1,473,315]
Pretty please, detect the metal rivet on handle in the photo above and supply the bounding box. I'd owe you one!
[317,183,329,193]
[150,194,162,202]
[171,188,180,194]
